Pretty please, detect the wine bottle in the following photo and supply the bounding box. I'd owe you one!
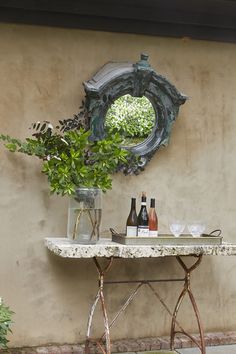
[126,198,138,237]
[137,192,149,236]
[148,198,158,236]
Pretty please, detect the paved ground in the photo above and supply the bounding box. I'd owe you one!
[120,346,236,353]
[176,345,236,353]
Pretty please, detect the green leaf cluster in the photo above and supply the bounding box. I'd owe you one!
[0,124,131,196]
[105,94,156,139]
[0,299,14,349]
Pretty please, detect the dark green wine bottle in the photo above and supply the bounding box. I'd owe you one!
[137,192,149,236]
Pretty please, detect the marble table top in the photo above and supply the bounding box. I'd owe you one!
[45,237,236,259]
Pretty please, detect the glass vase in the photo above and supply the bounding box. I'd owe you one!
[67,188,102,244]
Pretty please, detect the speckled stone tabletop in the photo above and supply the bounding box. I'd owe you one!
[45,238,236,258]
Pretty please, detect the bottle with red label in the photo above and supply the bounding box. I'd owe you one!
[148,198,158,236]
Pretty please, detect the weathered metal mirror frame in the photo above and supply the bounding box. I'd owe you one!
[62,54,187,173]
[82,54,187,172]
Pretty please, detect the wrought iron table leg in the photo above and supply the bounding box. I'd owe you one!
[85,288,100,353]
[85,257,113,354]
[170,255,206,354]
[85,255,205,354]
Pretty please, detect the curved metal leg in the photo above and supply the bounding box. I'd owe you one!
[170,255,206,354]
[188,288,206,353]
[85,289,100,354]
[170,287,187,348]
[99,280,111,353]
[85,257,113,354]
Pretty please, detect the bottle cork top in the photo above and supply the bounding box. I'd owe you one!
[141,191,147,202]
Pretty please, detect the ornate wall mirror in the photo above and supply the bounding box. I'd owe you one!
[83,54,187,172]
[62,54,187,173]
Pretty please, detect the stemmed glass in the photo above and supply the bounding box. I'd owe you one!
[169,221,185,237]
[188,223,206,237]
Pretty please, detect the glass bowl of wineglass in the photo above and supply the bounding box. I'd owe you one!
[187,223,206,237]
[169,221,185,237]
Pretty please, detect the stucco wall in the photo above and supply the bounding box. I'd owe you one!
[0,23,236,347]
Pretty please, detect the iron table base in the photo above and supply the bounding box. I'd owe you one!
[85,255,205,354]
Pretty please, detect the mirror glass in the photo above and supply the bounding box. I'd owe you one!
[105,94,156,147]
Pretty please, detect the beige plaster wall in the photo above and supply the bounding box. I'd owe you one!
[0,23,236,347]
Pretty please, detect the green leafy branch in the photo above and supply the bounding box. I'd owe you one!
[0,299,14,349]
[0,123,133,196]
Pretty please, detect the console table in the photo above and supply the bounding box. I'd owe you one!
[45,238,236,354]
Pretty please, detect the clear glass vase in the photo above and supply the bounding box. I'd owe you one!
[67,188,102,244]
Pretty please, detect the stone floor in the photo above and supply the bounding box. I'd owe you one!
[119,346,236,353]
[2,333,236,354]
[177,345,236,353]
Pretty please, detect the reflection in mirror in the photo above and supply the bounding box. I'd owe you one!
[105,94,156,147]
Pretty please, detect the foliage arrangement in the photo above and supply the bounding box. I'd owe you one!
[0,121,132,195]
[105,94,156,142]
[0,298,14,349]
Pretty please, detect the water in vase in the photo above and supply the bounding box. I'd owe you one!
[67,207,102,244]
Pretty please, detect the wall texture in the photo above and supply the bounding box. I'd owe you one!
[0,23,236,347]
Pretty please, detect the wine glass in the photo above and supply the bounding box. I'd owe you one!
[169,221,185,237]
[188,223,206,237]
